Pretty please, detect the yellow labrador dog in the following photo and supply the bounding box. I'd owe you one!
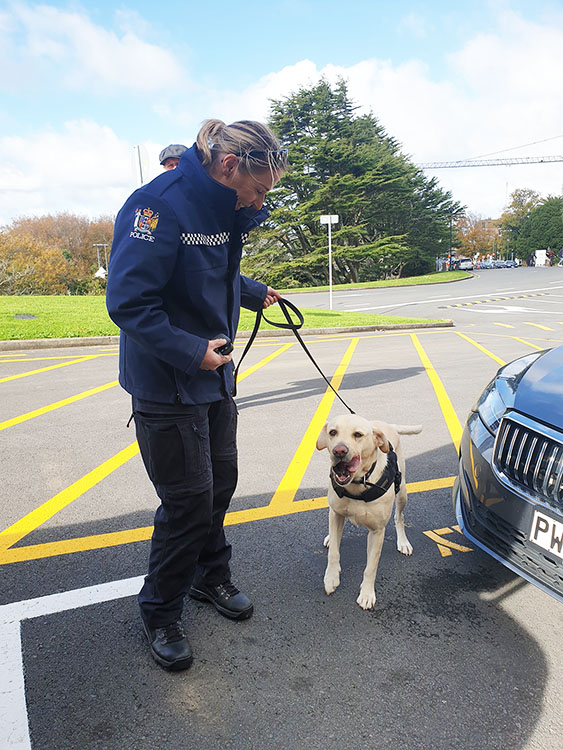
[316,414,421,610]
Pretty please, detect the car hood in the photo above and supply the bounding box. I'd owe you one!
[513,345,563,427]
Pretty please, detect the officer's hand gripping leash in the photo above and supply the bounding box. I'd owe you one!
[232,298,355,415]
[213,335,234,356]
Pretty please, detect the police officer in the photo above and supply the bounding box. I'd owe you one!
[107,119,288,671]
[159,143,187,170]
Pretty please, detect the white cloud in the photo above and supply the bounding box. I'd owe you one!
[4,3,187,94]
[0,120,165,223]
[398,11,431,38]
[199,8,563,218]
[2,6,563,223]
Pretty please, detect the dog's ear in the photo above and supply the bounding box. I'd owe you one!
[316,423,329,450]
[372,428,389,453]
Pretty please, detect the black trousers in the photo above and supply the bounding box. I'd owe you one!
[133,396,238,627]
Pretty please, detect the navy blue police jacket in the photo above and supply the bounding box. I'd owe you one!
[106,144,268,405]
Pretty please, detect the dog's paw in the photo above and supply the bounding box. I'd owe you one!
[356,588,376,610]
[324,567,340,595]
[323,534,330,548]
[397,538,413,556]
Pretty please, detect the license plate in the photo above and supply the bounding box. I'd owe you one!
[529,510,563,561]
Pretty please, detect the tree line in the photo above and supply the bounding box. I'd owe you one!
[0,213,113,295]
[3,79,561,296]
[453,189,563,262]
[499,190,563,261]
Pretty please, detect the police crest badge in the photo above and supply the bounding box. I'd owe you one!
[130,207,159,243]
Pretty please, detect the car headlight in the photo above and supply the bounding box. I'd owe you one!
[476,383,508,434]
[473,351,545,435]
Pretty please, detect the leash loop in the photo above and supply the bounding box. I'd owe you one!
[233,298,354,414]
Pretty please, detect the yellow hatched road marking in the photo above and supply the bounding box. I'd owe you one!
[0,476,456,565]
[235,342,294,381]
[0,344,295,557]
[268,338,359,510]
[0,344,292,432]
[0,442,140,552]
[512,337,544,351]
[423,527,473,557]
[0,354,116,364]
[0,355,98,383]
[0,380,118,431]
[410,334,462,451]
[523,322,554,331]
[455,332,506,366]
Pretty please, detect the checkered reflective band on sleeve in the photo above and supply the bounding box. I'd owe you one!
[241,233,249,244]
[180,232,230,246]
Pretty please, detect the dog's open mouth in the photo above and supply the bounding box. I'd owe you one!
[331,455,361,485]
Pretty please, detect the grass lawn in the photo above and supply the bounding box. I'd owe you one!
[277,270,470,293]
[0,295,444,341]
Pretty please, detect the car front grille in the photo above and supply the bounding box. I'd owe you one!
[493,415,563,512]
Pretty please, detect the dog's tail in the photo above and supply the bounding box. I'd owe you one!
[391,424,422,435]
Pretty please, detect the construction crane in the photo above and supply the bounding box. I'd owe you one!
[418,155,563,168]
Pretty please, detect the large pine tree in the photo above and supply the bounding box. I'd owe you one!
[241,79,462,287]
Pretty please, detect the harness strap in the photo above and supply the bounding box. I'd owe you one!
[331,445,401,502]
[233,298,355,414]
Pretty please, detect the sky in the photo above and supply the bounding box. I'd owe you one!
[1,0,563,226]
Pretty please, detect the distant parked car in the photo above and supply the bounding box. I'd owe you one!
[453,346,563,602]
[504,259,518,268]
[458,258,474,270]
[480,260,493,269]
[492,260,507,268]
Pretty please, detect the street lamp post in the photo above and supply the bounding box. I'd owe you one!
[133,145,144,186]
[320,214,339,309]
[93,243,109,279]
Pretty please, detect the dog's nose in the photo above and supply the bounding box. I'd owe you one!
[332,443,349,458]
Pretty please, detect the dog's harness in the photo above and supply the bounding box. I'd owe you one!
[330,443,402,503]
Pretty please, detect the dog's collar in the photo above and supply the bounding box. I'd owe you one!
[330,444,402,503]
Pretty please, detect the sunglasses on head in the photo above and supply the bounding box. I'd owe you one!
[242,148,289,162]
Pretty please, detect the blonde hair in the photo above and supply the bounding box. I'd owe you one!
[196,119,288,177]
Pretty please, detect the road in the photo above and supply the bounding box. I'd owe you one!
[290,265,563,327]
[1,267,562,749]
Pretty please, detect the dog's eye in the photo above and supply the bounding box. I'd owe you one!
[353,432,363,439]
[329,429,337,437]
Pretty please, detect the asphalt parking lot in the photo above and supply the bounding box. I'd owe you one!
[1,278,562,749]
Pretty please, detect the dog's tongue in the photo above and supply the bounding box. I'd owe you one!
[332,454,361,485]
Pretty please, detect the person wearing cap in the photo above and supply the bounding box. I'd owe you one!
[106,119,288,672]
[159,143,187,170]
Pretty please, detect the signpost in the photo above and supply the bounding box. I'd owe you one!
[320,215,339,309]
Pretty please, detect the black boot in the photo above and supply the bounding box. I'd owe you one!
[142,618,193,671]
[189,581,253,620]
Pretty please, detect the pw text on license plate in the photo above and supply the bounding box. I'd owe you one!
[529,509,563,561]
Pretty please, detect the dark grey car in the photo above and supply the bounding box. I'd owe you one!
[453,345,563,602]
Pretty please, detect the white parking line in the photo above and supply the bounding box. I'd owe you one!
[0,576,144,750]
[459,306,552,314]
[344,283,563,312]
[0,622,28,749]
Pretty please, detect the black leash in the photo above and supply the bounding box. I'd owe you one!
[233,297,355,414]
